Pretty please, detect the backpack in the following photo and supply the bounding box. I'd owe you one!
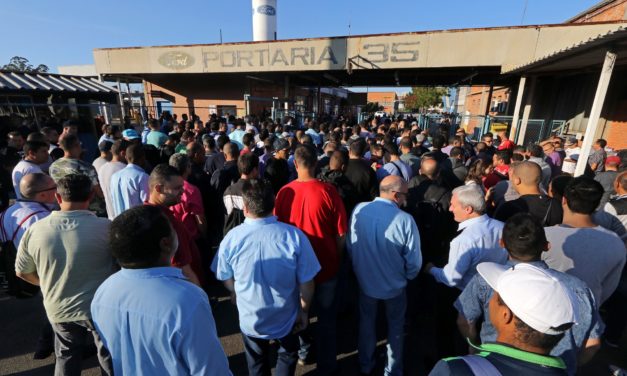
[412,188,455,263]
[223,208,246,236]
[0,209,46,298]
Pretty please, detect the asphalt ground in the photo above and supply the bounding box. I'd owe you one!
[0,284,625,376]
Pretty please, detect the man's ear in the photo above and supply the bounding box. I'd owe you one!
[544,241,551,253]
[54,192,62,205]
[499,238,505,248]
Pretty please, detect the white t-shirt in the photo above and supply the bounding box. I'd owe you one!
[97,161,126,220]
[12,160,43,199]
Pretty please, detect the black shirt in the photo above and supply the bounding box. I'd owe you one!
[264,157,290,196]
[494,194,563,226]
[345,158,378,205]
[204,153,226,177]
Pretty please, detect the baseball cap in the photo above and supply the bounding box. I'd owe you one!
[273,138,290,151]
[605,155,620,165]
[98,140,113,152]
[477,262,577,335]
[122,129,140,140]
[564,136,578,147]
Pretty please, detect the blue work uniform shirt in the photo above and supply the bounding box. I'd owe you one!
[91,267,232,376]
[213,216,320,339]
[347,198,422,299]
[109,164,149,218]
[455,260,603,375]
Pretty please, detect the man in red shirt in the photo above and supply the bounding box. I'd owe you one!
[146,164,200,286]
[275,144,347,374]
[497,130,515,151]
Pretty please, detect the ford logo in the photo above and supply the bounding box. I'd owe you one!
[158,51,195,70]
[257,5,276,16]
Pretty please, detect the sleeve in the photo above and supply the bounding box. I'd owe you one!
[428,359,454,376]
[296,230,321,284]
[187,186,204,215]
[600,247,626,304]
[177,298,233,376]
[454,275,486,322]
[328,187,348,236]
[403,217,422,280]
[376,166,390,181]
[139,174,150,203]
[170,221,192,268]
[604,202,618,216]
[213,237,234,280]
[15,227,36,274]
[430,237,472,287]
[88,165,100,186]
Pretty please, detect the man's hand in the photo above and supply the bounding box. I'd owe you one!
[292,310,309,334]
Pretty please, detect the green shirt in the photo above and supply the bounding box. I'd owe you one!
[147,130,168,148]
[15,210,114,323]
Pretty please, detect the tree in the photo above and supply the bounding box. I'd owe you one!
[363,102,382,113]
[404,87,448,112]
[1,56,49,73]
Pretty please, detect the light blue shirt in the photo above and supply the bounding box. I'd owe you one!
[91,267,232,376]
[228,129,245,149]
[348,198,422,299]
[305,128,322,145]
[376,160,412,182]
[213,216,320,339]
[109,164,149,218]
[146,130,168,148]
[430,214,507,289]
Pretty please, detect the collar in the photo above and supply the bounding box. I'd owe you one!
[244,216,278,226]
[506,259,548,269]
[471,342,566,369]
[374,197,399,207]
[120,266,185,280]
[50,210,95,217]
[125,163,145,172]
[458,214,488,231]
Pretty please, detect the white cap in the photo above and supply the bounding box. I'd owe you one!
[477,262,577,335]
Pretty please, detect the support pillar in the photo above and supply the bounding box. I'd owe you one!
[575,51,616,177]
[117,78,125,120]
[509,76,526,142]
[518,77,537,146]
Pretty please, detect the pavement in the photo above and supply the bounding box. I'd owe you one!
[0,286,625,376]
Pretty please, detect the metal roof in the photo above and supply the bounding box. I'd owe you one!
[502,26,627,74]
[0,71,116,94]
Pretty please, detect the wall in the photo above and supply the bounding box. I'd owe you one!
[569,0,627,23]
[367,92,397,113]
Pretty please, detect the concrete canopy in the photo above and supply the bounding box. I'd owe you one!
[94,22,627,87]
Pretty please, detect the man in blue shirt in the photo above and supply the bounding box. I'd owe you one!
[455,213,602,375]
[109,144,149,218]
[91,205,231,376]
[347,175,422,376]
[214,179,320,376]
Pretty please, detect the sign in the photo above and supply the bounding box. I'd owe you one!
[257,5,276,15]
[158,52,195,70]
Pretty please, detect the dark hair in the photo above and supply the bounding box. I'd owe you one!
[149,164,181,190]
[224,142,240,159]
[495,294,567,351]
[400,136,412,150]
[56,174,92,202]
[238,152,259,175]
[242,178,274,217]
[23,140,48,156]
[563,176,604,214]
[349,138,367,157]
[294,144,317,169]
[216,135,230,151]
[495,150,512,164]
[187,141,203,157]
[202,136,216,150]
[243,132,254,147]
[300,134,314,145]
[450,146,463,158]
[550,175,573,202]
[383,142,400,156]
[59,134,80,151]
[596,139,607,148]
[126,144,145,164]
[503,213,547,260]
[432,135,446,149]
[111,139,130,156]
[527,144,544,158]
[110,205,172,268]
[511,153,525,162]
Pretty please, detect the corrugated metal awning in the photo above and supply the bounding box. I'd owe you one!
[0,71,117,94]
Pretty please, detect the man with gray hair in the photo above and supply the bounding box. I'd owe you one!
[426,184,507,289]
[348,175,422,375]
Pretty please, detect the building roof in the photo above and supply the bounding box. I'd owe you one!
[565,0,624,23]
[0,71,116,94]
[502,25,627,74]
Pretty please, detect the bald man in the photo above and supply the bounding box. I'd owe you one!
[1,172,57,356]
[493,161,563,226]
[348,175,422,376]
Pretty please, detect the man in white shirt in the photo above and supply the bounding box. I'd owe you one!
[98,140,128,219]
[12,141,49,199]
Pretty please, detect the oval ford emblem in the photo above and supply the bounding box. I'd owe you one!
[257,5,276,16]
[158,52,195,70]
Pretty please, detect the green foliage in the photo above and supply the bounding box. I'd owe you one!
[363,102,382,113]
[404,87,448,112]
[1,56,49,73]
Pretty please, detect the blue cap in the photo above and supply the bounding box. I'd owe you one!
[122,129,140,140]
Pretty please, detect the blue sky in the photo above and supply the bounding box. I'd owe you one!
[1,0,600,73]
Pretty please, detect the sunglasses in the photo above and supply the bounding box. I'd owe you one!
[31,185,57,194]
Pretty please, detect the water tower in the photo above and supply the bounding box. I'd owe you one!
[252,0,277,41]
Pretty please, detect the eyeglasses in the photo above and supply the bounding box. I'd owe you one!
[392,191,408,197]
[31,185,57,194]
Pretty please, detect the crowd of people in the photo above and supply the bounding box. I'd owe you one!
[0,112,626,376]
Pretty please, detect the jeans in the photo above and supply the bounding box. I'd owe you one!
[298,277,338,374]
[242,333,299,376]
[358,289,407,376]
[51,320,113,376]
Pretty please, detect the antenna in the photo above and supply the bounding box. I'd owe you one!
[348,20,351,36]
[220,29,223,44]
[520,0,528,25]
